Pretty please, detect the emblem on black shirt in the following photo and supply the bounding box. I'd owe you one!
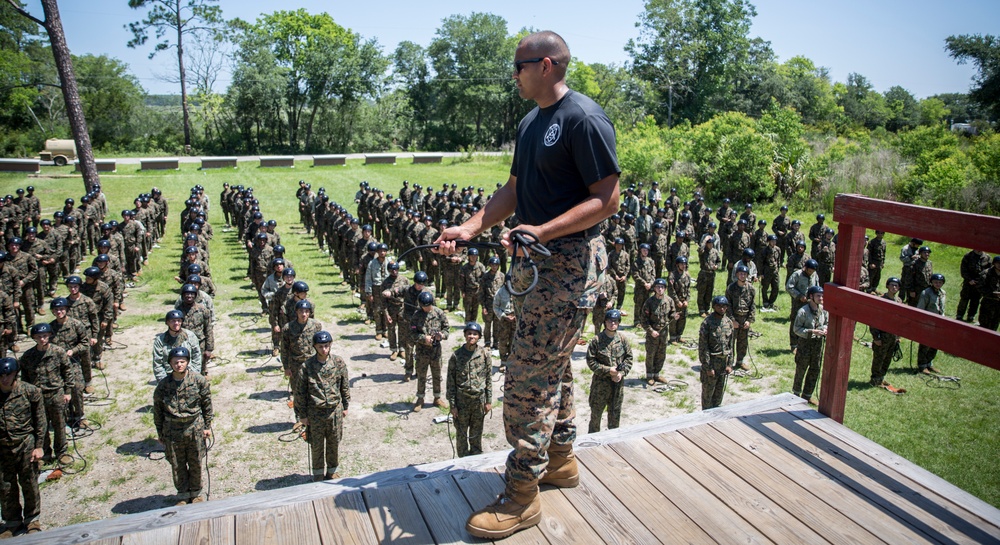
[543,124,561,147]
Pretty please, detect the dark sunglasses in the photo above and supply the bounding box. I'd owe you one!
[514,57,559,74]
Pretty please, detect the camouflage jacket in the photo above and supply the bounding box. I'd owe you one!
[725,282,756,323]
[152,329,203,381]
[49,317,89,359]
[294,354,350,420]
[668,270,691,304]
[179,302,214,352]
[281,319,322,368]
[480,270,505,309]
[409,306,450,350]
[0,381,46,447]
[380,274,409,316]
[640,295,675,334]
[67,294,99,338]
[586,331,633,379]
[81,280,114,325]
[153,371,213,439]
[458,261,487,294]
[699,313,734,369]
[19,344,75,396]
[446,344,492,407]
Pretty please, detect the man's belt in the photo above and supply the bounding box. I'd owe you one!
[164,415,198,423]
[561,225,601,239]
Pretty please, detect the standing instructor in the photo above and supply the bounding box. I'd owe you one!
[436,30,619,539]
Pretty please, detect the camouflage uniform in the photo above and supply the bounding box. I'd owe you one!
[364,258,388,336]
[640,293,675,381]
[869,292,902,385]
[916,286,946,370]
[699,312,735,409]
[585,330,632,433]
[904,257,933,307]
[7,250,37,333]
[19,343,74,459]
[761,244,782,307]
[409,304,450,400]
[380,274,409,356]
[49,317,89,422]
[0,292,14,357]
[667,269,691,342]
[958,251,991,322]
[491,286,516,364]
[446,343,492,457]
[592,274,617,335]
[607,247,630,311]
[459,259,487,322]
[294,353,350,477]
[0,380,45,529]
[631,254,655,326]
[815,239,836,286]
[792,303,829,399]
[179,302,214,361]
[867,236,886,294]
[442,253,464,311]
[152,329,203,381]
[480,268,504,349]
[786,268,819,350]
[281,319,322,397]
[81,280,113,366]
[153,370,213,500]
[724,281,756,365]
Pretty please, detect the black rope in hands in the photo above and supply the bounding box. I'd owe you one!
[395,230,551,296]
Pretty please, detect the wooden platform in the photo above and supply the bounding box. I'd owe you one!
[21,394,1000,544]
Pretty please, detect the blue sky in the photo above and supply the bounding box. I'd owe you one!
[18,0,1000,98]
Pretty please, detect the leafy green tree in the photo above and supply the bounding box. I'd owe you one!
[0,2,45,136]
[918,97,951,126]
[427,12,517,149]
[945,34,1000,120]
[127,0,224,151]
[689,111,774,201]
[929,92,984,123]
[627,0,759,126]
[883,85,920,132]
[775,56,840,126]
[568,61,653,129]
[392,40,434,149]
[73,54,145,149]
[758,101,810,198]
[836,73,890,129]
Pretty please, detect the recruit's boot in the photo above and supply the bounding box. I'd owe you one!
[25,521,41,534]
[466,478,541,539]
[413,398,424,412]
[433,397,449,410]
[539,442,579,488]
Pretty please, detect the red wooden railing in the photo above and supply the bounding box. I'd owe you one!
[818,194,1000,423]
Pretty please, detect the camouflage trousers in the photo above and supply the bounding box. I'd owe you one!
[162,420,206,499]
[386,310,406,354]
[644,329,669,379]
[442,265,461,310]
[482,309,498,348]
[700,357,729,410]
[370,297,386,336]
[503,234,603,484]
[669,306,688,342]
[454,397,485,458]
[307,407,342,476]
[696,272,716,314]
[588,377,624,433]
[614,279,627,310]
[0,438,40,526]
[414,346,443,399]
[633,285,649,325]
[462,291,480,324]
[869,338,897,385]
[40,392,66,458]
[761,271,780,307]
[789,299,806,349]
[792,337,824,399]
[732,315,751,364]
[496,317,515,363]
[44,262,60,295]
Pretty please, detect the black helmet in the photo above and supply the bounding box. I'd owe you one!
[614,237,625,245]
[185,246,199,255]
[463,322,483,334]
[653,278,667,287]
[816,213,825,220]
[919,246,932,253]
[255,232,267,241]
[735,264,750,274]
[804,259,819,270]
[377,243,388,251]
[639,243,650,251]
[675,256,688,265]
[742,248,755,258]
[168,346,191,360]
[886,277,901,287]
[30,323,52,336]
[181,283,199,294]
[83,266,101,278]
[273,244,285,255]
[65,275,83,285]
[187,274,202,284]
[387,262,400,271]
[50,297,69,309]
[186,264,203,275]
[468,248,479,256]
[767,234,778,241]
[807,286,824,297]
[930,273,945,283]
[414,271,429,284]
[605,309,622,322]
[292,281,309,293]
[312,331,334,344]
[367,241,378,252]
[295,299,314,310]
[283,267,296,277]
[488,256,500,265]
[758,219,767,226]
[0,357,18,375]
[795,240,807,248]
[712,295,729,306]
[271,258,285,268]
[165,309,184,321]
[418,291,434,306]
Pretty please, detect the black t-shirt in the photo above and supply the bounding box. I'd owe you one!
[511,90,620,228]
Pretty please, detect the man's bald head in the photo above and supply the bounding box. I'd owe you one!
[518,31,570,78]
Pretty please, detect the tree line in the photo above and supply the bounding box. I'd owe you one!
[1,0,998,212]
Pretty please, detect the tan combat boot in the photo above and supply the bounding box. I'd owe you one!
[466,478,541,539]
[539,442,579,488]
[413,398,424,412]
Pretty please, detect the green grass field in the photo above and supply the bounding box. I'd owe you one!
[2,156,997,507]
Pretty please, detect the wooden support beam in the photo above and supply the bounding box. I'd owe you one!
[833,194,1000,255]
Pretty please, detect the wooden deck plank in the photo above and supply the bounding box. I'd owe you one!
[577,441,711,543]
[745,410,993,545]
[681,422,884,545]
[235,503,322,545]
[541,463,660,545]
[177,515,235,545]
[482,466,608,544]
[785,406,1000,532]
[313,492,380,545]
[409,475,486,544]
[712,418,934,544]
[363,483,435,544]
[451,470,548,545]
[121,526,179,545]
[655,429,830,544]
[83,539,122,545]
[617,437,773,544]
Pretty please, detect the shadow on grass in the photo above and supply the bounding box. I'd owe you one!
[246,422,292,434]
[255,474,312,491]
[230,311,261,318]
[759,348,791,358]
[350,353,386,363]
[135,404,153,414]
[246,364,282,374]
[349,372,400,386]
[372,401,414,417]
[249,390,288,402]
[238,348,272,358]
[111,494,174,515]
[116,438,160,457]
[339,334,370,342]
[246,327,270,334]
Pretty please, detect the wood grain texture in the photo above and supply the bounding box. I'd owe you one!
[363,483,434,544]
[120,526,179,545]
[451,469,547,545]
[313,492,380,545]
[236,503,321,545]
[176,516,234,545]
